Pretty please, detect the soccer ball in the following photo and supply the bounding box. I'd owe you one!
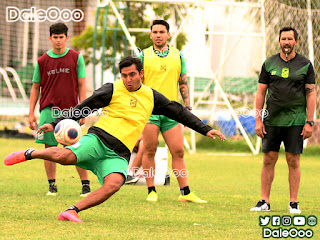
[54,119,81,146]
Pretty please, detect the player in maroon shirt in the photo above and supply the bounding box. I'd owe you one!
[28,23,90,197]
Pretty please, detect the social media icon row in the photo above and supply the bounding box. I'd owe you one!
[260,216,317,226]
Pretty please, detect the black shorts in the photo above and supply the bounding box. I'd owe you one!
[262,125,304,154]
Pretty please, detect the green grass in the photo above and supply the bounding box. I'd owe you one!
[0,138,319,239]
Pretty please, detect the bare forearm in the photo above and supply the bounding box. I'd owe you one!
[255,93,265,121]
[78,78,86,103]
[178,73,190,107]
[29,86,40,114]
[306,85,316,121]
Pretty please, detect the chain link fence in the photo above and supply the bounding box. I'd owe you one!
[264,0,320,144]
[0,0,320,147]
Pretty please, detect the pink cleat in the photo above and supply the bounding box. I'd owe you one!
[58,210,83,223]
[4,149,34,166]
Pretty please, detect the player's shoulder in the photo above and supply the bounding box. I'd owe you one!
[294,53,312,64]
[265,53,280,62]
[67,49,80,60]
[141,46,153,55]
[37,52,50,62]
[168,46,181,57]
[68,48,80,55]
[263,53,281,69]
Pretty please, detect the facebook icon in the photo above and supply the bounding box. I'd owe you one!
[272,216,281,226]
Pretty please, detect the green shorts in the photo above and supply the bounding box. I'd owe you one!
[66,133,128,185]
[148,114,178,133]
[35,107,59,146]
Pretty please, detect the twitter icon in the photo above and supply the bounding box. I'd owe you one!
[260,216,270,226]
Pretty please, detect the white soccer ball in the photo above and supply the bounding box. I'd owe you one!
[54,119,81,146]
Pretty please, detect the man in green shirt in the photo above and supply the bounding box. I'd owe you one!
[251,27,316,213]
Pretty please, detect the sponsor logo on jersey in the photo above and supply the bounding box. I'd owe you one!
[281,68,289,78]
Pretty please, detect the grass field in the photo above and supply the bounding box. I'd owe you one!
[0,138,319,239]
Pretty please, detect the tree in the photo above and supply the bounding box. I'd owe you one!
[71,2,187,72]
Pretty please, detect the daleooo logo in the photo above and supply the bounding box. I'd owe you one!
[6,6,84,22]
[263,228,313,238]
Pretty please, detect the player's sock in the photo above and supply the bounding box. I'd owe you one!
[81,180,90,185]
[67,205,80,213]
[46,179,58,196]
[80,180,91,197]
[25,148,35,160]
[48,179,56,185]
[180,186,190,196]
[148,186,156,194]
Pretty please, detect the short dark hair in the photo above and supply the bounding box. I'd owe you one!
[279,27,298,41]
[50,23,68,36]
[151,20,170,32]
[119,56,143,73]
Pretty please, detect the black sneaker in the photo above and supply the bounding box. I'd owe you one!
[250,200,270,211]
[125,174,139,184]
[80,184,91,197]
[164,174,170,185]
[46,183,58,196]
[289,202,301,214]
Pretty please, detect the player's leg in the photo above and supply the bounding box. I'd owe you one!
[251,126,281,211]
[58,173,125,223]
[285,153,300,201]
[125,140,143,184]
[44,144,58,195]
[141,122,160,201]
[36,107,60,195]
[44,145,57,179]
[58,136,128,222]
[261,151,279,203]
[284,125,303,213]
[76,166,91,197]
[5,147,77,166]
[162,124,187,188]
[130,140,144,175]
[162,123,206,203]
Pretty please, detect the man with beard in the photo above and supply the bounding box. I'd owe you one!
[137,20,206,203]
[250,27,316,213]
[4,56,225,222]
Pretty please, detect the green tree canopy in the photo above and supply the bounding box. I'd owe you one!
[71,2,187,72]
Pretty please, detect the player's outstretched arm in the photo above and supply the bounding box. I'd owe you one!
[152,89,225,140]
[50,83,114,128]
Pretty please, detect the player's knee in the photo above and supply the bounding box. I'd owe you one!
[286,158,300,169]
[171,148,184,159]
[144,145,157,157]
[263,156,277,167]
[103,181,122,193]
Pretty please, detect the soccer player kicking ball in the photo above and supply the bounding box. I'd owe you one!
[4,57,225,223]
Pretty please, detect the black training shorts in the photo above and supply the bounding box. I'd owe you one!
[261,125,304,154]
